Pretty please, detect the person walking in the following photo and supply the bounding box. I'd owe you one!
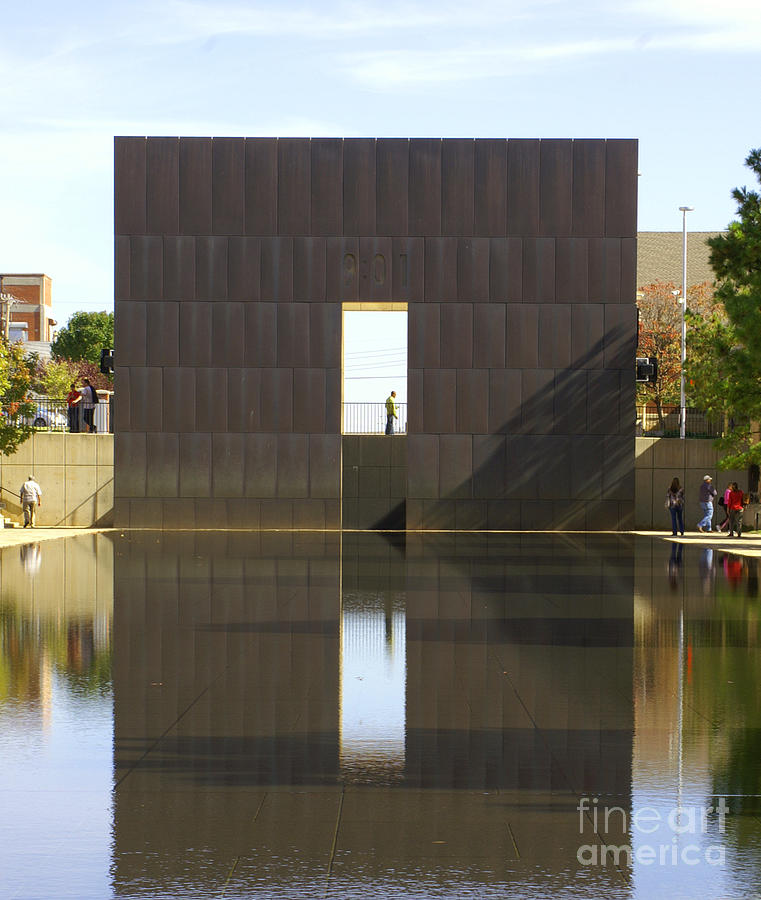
[697,474,717,533]
[385,390,398,435]
[19,475,42,528]
[80,378,97,433]
[716,482,732,532]
[727,482,747,538]
[666,477,685,536]
[66,382,81,433]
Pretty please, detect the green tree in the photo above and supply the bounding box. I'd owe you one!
[39,359,79,398]
[51,311,114,366]
[0,341,35,455]
[686,148,761,467]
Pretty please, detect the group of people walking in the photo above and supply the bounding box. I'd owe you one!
[666,474,748,537]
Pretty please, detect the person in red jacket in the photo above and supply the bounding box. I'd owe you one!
[726,482,747,538]
[66,382,81,433]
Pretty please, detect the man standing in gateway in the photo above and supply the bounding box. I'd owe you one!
[385,391,398,435]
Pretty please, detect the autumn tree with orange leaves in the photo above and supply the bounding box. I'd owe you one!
[636,280,716,428]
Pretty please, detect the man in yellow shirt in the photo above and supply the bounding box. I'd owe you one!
[385,391,397,435]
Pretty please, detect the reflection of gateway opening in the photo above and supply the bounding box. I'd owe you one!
[340,590,406,783]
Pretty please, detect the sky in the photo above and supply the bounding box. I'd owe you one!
[1,0,760,333]
[343,311,407,405]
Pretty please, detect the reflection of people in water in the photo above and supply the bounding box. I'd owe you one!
[722,552,744,590]
[747,557,758,598]
[698,546,714,593]
[20,542,41,576]
[668,542,683,591]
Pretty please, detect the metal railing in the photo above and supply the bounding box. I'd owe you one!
[2,397,112,433]
[343,403,726,437]
[343,403,408,434]
[636,405,725,439]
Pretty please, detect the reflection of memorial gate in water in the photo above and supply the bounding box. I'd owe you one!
[110,531,633,896]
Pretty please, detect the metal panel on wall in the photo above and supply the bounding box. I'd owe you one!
[474,140,507,238]
[146,138,179,235]
[114,137,146,236]
[376,139,408,236]
[179,138,212,235]
[343,139,376,236]
[212,138,245,235]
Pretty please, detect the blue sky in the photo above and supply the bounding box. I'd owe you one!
[1,0,760,328]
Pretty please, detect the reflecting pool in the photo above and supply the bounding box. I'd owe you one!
[2,531,761,898]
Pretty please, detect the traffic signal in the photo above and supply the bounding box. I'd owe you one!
[635,357,658,383]
[100,348,114,375]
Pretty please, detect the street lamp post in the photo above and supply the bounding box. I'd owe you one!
[679,206,694,440]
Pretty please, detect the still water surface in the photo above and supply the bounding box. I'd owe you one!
[1,532,761,898]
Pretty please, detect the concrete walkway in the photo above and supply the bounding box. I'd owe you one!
[0,526,112,550]
[633,529,761,558]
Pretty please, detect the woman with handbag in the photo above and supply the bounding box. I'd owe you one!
[727,482,747,538]
[666,477,685,536]
[717,482,732,532]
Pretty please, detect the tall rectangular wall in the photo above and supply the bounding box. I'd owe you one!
[114,137,637,530]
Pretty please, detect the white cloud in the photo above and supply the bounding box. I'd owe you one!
[150,0,541,43]
[3,0,757,106]
[16,113,356,139]
[631,0,761,25]
[334,0,761,90]
[339,37,640,88]
[626,0,761,50]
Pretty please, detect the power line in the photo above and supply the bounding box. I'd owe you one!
[344,361,407,370]
[344,349,408,358]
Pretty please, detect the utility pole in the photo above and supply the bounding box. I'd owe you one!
[0,292,16,341]
[678,206,694,440]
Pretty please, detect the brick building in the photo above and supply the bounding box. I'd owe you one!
[0,274,56,343]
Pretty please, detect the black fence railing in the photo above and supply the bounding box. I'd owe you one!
[344,403,728,438]
[636,405,726,438]
[343,403,408,434]
[2,397,112,433]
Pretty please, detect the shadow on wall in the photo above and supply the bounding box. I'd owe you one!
[402,326,634,532]
[0,476,114,528]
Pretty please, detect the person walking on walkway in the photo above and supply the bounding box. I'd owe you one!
[697,474,717,533]
[717,481,732,532]
[385,390,398,435]
[727,482,747,538]
[66,382,81,433]
[19,475,42,528]
[666,477,685,536]
[80,378,98,433]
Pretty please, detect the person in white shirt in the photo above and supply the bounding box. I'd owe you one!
[19,476,42,528]
[80,378,97,433]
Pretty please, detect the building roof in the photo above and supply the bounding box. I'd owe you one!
[637,232,724,289]
[21,341,53,360]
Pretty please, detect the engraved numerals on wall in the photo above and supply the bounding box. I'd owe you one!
[372,254,386,285]
[339,247,413,298]
[343,253,356,287]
